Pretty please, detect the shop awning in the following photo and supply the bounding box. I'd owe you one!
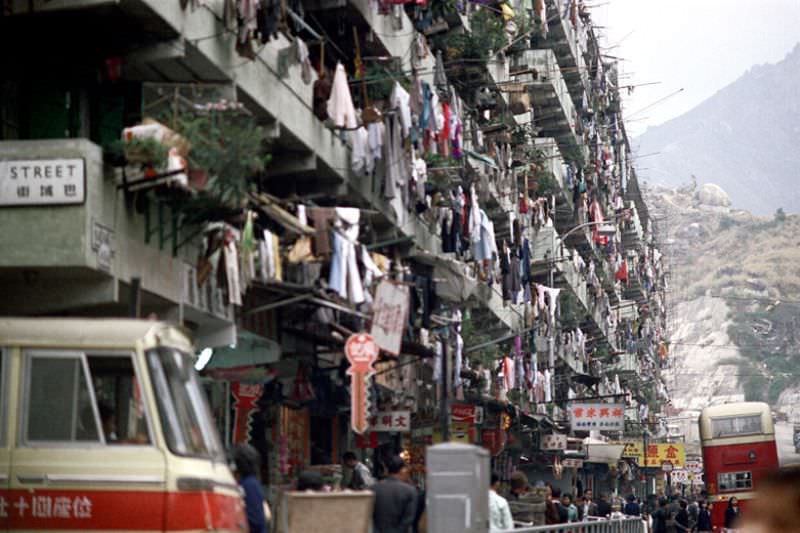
[583,438,625,464]
[465,149,499,170]
[205,330,282,369]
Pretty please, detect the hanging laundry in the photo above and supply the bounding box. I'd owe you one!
[256,0,281,43]
[235,0,259,59]
[308,207,336,256]
[366,120,384,172]
[328,208,364,304]
[223,234,243,306]
[390,82,412,138]
[327,62,358,129]
[296,38,313,84]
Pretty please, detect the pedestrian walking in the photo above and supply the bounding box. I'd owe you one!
[233,444,269,533]
[675,500,690,533]
[371,456,418,533]
[696,501,712,533]
[561,493,579,522]
[578,492,598,520]
[723,497,739,533]
[489,474,514,532]
[343,451,375,490]
[596,493,612,518]
[624,494,642,517]
[652,497,670,533]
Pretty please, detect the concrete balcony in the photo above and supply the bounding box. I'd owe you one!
[543,0,590,108]
[622,202,644,250]
[533,138,573,214]
[609,352,640,376]
[0,139,235,346]
[510,49,586,164]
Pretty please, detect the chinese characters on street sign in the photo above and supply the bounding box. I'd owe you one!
[0,158,85,206]
[345,333,379,435]
[369,410,411,432]
[569,403,625,431]
[370,280,410,355]
[541,433,568,451]
[610,441,687,468]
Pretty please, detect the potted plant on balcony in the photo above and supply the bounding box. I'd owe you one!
[174,110,271,211]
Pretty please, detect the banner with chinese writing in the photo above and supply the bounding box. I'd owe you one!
[369,410,411,432]
[568,403,624,431]
[370,280,410,355]
[609,441,686,467]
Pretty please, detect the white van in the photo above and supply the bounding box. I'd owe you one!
[0,318,247,532]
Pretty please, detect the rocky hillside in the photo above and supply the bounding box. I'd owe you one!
[648,182,800,418]
[637,43,800,216]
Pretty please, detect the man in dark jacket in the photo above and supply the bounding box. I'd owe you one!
[623,494,641,516]
[652,497,670,533]
[371,456,418,533]
[596,493,613,518]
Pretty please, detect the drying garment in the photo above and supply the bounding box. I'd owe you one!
[454,332,464,388]
[520,238,532,284]
[256,0,281,43]
[223,238,243,306]
[433,49,447,90]
[351,126,369,174]
[383,113,408,203]
[367,121,384,171]
[544,369,552,403]
[413,157,427,202]
[312,74,332,121]
[431,91,444,133]
[308,207,336,256]
[473,209,497,262]
[432,340,443,383]
[420,82,433,131]
[328,208,365,304]
[296,37,312,84]
[468,184,481,244]
[271,231,282,281]
[327,62,358,129]
[502,356,515,392]
[390,82,412,138]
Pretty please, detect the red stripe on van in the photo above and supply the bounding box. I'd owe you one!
[1,488,245,531]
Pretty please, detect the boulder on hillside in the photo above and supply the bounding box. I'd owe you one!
[696,183,732,207]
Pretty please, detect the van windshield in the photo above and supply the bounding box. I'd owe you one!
[146,347,224,461]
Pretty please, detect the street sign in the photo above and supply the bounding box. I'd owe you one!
[562,458,584,469]
[568,403,625,431]
[345,333,379,434]
[370,280,410,355]
[369,410,411,432]
[686,460,703,473]
[661,461,674,472]
[541,433,568,451]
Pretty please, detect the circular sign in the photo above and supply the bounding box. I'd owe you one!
[661,461,674,472]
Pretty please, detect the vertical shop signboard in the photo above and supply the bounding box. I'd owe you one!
[370,280,410,355]
[231,382,263,443]
[345,333,380,434]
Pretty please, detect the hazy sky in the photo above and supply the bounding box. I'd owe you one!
[592,0,800,137]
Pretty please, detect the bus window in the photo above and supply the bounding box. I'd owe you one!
[87,355,151,445]
[24,354,101,443]
[146,347,224,461]
[0,351,5,446]
[718,471,752,491]
[711,415,762,437]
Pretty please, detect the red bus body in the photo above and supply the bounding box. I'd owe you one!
[699,402,778,530]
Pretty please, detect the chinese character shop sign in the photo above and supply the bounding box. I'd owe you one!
[569,403,624,432]
[345,333,380,434]
[0,158,85,206]
[370,280,410,355]
[369,411,411,432]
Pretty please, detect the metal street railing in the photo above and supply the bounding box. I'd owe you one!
[499,516,647,533]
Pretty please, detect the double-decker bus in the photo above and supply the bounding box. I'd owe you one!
[699,402,778,528]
